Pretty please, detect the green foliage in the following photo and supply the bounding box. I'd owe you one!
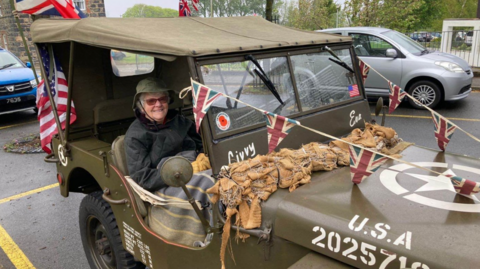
[122,4,178,18]
[194,0,266,17]
[285,0,338,31]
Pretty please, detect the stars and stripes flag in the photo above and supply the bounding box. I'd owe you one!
[349,144,388,184]
[388,81,406,114]
[448,175,480,196]
[192,0,199,11]
[431,111,456,151]
[348,84,360,97]
[358,59,370,85]
[264,112,299,153]
[191,80,222,133]
[15,0,86,18]
[36,44,76,154]
[179,0,191,16]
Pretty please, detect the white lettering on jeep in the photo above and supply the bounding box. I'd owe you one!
[350,110,362,127]
[123,222,154,268]
[228,142,256,164]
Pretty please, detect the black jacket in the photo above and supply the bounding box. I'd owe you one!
[124,109,203,192]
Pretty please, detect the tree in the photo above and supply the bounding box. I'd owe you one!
[285,0,337,30]
[122,4,178,18]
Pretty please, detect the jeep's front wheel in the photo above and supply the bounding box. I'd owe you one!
[79,191,144,269]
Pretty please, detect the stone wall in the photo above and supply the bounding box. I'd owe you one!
[0,0,105,70]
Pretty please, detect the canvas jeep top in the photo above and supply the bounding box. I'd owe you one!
[31,16,480,269]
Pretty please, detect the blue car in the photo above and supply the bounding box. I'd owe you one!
[0,47,38,115]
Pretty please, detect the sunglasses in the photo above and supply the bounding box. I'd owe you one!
[144,96,169,106]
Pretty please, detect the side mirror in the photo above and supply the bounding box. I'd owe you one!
[385,49,397,58]
[26,62,32,68]
[375,97,386,126]
[160,156,193,187]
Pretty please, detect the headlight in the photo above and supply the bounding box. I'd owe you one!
[434,61,464,73]
[30,79,37,88]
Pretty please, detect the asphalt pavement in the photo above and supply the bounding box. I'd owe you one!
[0,93,479,268]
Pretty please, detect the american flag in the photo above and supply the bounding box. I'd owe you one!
[192,0,199,11]
[15,0,86,18]
[431,111,456,151]
[179,0,191,17]
[264,112,299,153]
[349,144,388,184]
[358,59,370,85]
[36,44,76,154]
[191,80,222,133]
[448,176,480,196]
[348,84,360,97]
[388,81,406,114]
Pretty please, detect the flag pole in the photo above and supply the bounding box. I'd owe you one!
[9,0,40,85]
[64,42,75,143]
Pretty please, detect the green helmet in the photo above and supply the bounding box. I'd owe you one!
[132,77,169,109]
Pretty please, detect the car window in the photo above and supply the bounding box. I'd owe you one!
[201,57,298,136]
[0,52,23,69]
[381,30,424,55]
[110,50,154,77]
[290,48,358,110]
[349,33,394,57]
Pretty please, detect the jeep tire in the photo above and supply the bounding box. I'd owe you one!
[79,191,144,269]
[407,80,442,109]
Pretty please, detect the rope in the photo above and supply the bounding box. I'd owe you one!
[360,59,480,144]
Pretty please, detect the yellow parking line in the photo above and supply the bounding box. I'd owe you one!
[0,121,37,130]
[0,183,59,205]
[371,113,480,122]
[0,224,35,269]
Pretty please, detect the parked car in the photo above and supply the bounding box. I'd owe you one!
[409,32,432,42]
[430,32,442,41]
[0,47,38,115]
[464,31,473,46]
[318,27,473,108]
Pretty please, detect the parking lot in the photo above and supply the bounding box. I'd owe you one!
[0,94,479,269]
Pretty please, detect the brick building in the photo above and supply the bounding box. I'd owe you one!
[0,0,105,68]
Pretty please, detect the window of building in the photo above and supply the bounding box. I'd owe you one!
[73,0,86,10]
[0,5,3,17]
[2,34,7,50]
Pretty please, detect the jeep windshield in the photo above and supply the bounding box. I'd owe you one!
[0,51,23,70]
[200,47,360,138]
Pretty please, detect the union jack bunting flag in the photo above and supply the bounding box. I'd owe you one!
[263,112,299,153]
[431,111,456,151]
[349,144,388,184]
[36,44,76,154]
[191,80,222,133]
[388,81,406,114]
[192,0,199,11]
[15,0,86,18]
[358,59,370,85]
[448,176,480,196]
[179,0,191,16]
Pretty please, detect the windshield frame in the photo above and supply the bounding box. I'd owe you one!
[0,51,25,70]
[381,30,426,55]
[195,44,364,140]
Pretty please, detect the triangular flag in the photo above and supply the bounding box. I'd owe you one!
[431,111,456,151]
[349,144,388,184]
[191,80,222,133]
[359,59,370,85]
[263,112,299,153]
[388,81,406,114]
[448,175,480,196]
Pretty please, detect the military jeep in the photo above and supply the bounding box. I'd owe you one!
[31,17,480,269]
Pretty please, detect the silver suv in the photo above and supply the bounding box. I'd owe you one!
[318,27,473,108]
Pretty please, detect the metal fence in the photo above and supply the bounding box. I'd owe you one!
[405,30,480,67]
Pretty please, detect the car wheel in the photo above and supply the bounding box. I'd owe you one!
[79,191,145,269]
[407,80,441,109]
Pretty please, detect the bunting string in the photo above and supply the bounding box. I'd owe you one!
[359,60,480,144]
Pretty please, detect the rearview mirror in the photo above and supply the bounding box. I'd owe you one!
[26,62,32,68]
[386,49,397,58]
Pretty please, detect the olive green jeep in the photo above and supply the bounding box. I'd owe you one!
[31,16,480,269]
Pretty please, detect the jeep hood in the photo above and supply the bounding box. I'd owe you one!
[0,67,34,85]
[272,145,480,269]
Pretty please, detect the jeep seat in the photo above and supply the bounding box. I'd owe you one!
[111,135,148,217]
[93,97,135,143]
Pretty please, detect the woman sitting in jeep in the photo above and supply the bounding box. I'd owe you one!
[124,77,214,246]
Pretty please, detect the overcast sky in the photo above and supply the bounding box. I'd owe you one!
[104,0,346,18]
